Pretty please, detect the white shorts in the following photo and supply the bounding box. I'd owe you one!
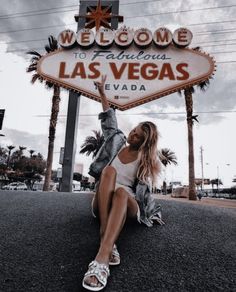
[91,185,141,223]
[114,183,135,197]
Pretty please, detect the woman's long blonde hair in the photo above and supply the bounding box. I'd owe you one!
[137,121,161,185]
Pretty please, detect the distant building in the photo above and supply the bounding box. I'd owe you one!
[74,163,84,175]
[195,178,210,185]
[170,181,182,188]
[88,176,95,183]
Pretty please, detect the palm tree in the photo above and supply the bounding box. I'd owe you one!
[159,148,177,167]
[80,130,105,159]
[6,145,15,168]
[179,47,211,200]
[184,81,210,200]
[184,86,196,200]
[210,178,223,192]
[19,146,27,158]
[158,148,177,195]
[26,35,61,191]
[29,149,35,158]
[0,146,7,163]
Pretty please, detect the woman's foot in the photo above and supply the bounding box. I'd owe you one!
[109,244,120,266]
[82,260,110,291]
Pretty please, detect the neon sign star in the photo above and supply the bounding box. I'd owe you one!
[75,0,123,31]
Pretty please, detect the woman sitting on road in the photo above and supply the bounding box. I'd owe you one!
[82,75,164,291]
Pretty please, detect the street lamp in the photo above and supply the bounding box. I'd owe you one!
[206,163,230,190]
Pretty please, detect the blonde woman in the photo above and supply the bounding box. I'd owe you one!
[82,75,164,291]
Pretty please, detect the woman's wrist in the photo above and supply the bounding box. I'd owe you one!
[98,88,105,95]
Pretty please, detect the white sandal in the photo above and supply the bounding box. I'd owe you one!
[109,244,120,266]
[82,260,110,291]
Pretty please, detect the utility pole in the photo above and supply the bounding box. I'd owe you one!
[200,146,204,190]
[0,109,5,137]
[0,109,5,130]
[217,165,219,192]
[60,0,122,192]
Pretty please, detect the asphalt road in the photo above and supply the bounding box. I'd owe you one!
[0,191,235,292]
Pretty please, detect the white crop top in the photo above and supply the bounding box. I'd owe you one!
[111,151,140,188]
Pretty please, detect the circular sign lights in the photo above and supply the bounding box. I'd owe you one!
[153,27,173,48]
[77,28,95,47]
[58,27,193,49]
[173,27,193,47]
[58,29,77,48]
[95,28,114,47]
[134,28,153,48]
[114,27,134,48]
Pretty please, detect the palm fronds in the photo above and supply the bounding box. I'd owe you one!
[26,63,38,72]
[192,46,201,51]
[26,35,58,87]
[45,35,58,53]
[26,50,42,58]
[159,148,177,167]
[45,82,54,89]
[198,79,210,91]
[80,130,104,159]
[31,74,43,84]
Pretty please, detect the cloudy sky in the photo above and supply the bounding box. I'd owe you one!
[0,0,236,187]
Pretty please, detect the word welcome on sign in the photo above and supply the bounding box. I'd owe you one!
[58,27,193,49]
[37,27,215,110]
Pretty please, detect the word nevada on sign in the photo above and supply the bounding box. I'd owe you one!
[37,27,215,110]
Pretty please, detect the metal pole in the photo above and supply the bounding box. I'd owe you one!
[200,146,204,190]
[60,91,81,192]
[217,165,219,192]
[60,0,120,192]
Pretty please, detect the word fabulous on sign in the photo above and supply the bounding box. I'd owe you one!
[58,27,193,49]
[37,26,215,111]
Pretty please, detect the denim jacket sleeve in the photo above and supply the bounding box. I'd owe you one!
[88,108,126,180]
[98,108,118,140]
[135,181,164,227]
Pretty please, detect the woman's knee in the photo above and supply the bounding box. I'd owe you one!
[113,187,129,203]
[101,165,116,180]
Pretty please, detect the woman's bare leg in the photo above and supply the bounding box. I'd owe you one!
[85,187,139,288]
[92,166,116,238]
[95,187,139,263]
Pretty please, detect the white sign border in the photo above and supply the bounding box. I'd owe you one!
[37,46,216,111]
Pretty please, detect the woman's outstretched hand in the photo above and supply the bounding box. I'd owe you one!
[94,75,110,111]
[94,75,107,94]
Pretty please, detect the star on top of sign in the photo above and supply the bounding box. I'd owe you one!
[75,0,123,31]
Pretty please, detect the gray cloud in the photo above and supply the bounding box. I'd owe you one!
[1,128,48,157]
[1,127,66,164]
[0,0,78,56]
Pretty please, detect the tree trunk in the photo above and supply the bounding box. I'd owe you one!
[7,148,14,168]
[184,88,197,200]
[6,150,11,168]
[43,86,60,191]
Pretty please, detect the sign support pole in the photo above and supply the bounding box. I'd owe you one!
[60,0,120,192]
[60,91,80,192]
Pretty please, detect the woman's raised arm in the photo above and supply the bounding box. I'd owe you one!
[94,75,110,111]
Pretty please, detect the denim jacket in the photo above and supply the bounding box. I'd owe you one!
[89,108,163,227]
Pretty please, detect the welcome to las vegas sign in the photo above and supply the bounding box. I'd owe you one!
[37,27,216,110]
